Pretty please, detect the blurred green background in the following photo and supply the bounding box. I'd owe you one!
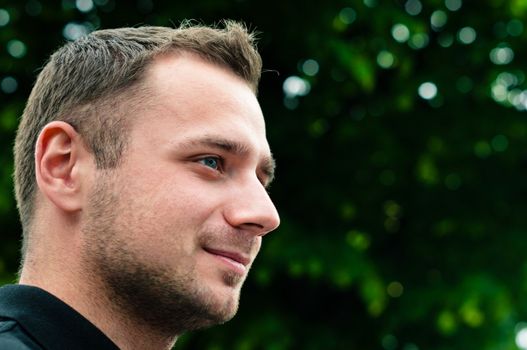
[2,0,527,349]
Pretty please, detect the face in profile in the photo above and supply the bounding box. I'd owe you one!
[80,53,280,334]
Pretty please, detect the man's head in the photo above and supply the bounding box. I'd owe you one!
[14,21,262,236]
[14,21,279,337]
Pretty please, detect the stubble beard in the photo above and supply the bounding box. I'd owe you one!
[80,174,243,337]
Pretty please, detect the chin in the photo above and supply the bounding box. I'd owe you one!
[210,288,241,321]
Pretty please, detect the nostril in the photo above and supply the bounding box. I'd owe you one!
[239,222,264,231]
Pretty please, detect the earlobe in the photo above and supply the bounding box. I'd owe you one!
[35,121,88,212]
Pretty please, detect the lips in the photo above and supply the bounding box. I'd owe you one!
[203,247,251,267]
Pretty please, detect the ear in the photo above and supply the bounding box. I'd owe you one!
[35,121,92,212]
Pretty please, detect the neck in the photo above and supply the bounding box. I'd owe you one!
[75,282,179,350]
[19,246,178,350]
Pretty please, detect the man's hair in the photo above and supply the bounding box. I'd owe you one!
[13,20,262,241]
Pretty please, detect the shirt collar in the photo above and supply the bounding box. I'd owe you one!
[0,284,119,350]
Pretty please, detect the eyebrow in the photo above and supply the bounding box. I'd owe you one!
[179,136,276,186]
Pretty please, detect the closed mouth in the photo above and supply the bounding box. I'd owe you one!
[203,247,251,267]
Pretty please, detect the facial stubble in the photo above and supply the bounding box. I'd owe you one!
[80,173,244,336]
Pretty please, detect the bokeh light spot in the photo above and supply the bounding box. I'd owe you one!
[283,76,310,97]
[382,335,398,350]
[392,23,410,43]
[1,77,18,94]
[387,281,404,297]
[418,82,438,100]
[409,33,429,49]
[302,59,319,76]
[346,230,370,251]
[63,22,93,41]
[497,71,518,86]
[333,270,352,288]
[417,155,439,184]
[445,0,462,11]
[474,141,491,158]
[438,33,454,47]
[434,220,456,236]
[254,268,270,286]
[460,302,484,327]
[76,0,94,12]
[437,310,457,335]
[431,10,447,30]
[377,50,395,69]
[507,19,523,36]
[427,137,444,153]
[507,89,527,110]
[339,7,356,24]
[283,96,299,110]
[309,118,328,137]
[7,40,27,58]
[490,45,514,65]
[491,83,507,102]
[516,326,527,350]
[491,134,508,152]
[458,27,476,44]
[410,33,429,49]
[288,261,303,277]
[0,9,10,26]
[340,203,357,220]
[384,200,402,218]
[405,0,422,16]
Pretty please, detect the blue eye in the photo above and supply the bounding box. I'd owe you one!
[199,157,220,170]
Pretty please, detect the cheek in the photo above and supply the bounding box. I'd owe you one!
[117,159,231,224]
[119,178,222,249]
[150,171,227,218]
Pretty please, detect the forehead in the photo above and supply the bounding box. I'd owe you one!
[132,53,271,155]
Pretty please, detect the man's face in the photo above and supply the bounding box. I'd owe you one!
[80,54,280,334]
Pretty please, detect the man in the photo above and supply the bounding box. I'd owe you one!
[0,21,280,349]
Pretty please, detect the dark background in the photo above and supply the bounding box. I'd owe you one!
[1,0,527,349]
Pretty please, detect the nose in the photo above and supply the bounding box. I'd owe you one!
[223,179,280,236]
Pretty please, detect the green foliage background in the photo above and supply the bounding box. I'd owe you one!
[2,0,527,349]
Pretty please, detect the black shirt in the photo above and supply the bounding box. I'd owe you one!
[0,284,119,349]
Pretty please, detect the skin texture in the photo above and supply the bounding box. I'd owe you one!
[19,53,280,350]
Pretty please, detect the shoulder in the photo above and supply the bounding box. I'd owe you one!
[0,318,42,349]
